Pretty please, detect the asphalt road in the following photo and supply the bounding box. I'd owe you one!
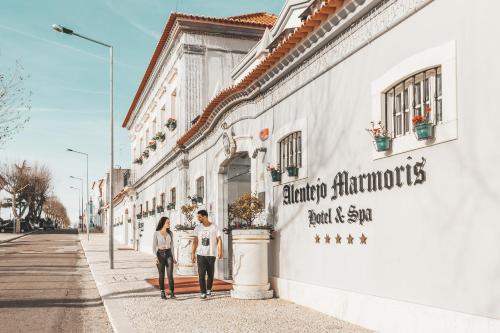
[0,230,112,333]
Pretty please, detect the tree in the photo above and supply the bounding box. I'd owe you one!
[0,60,31,147]
[17,163,52,223]
[0,161,30,233]
[43,196,70,228]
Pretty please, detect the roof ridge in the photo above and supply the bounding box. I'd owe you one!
[227,12,276,19]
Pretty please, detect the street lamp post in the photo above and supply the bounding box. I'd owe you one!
[70,176,84,232]
[53,24,114,269]
[67,149,89,241]
[69,186,82,230]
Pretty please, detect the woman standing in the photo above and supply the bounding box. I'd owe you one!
[153,217,176,299]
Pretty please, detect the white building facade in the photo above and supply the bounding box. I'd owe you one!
[120,1,500,331]
[121,13,276,253]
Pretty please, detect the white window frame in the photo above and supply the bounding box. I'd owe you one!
[371,41,457,159]
[196,176,204,200]
[272,118,308,184]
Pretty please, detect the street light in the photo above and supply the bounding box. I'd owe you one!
[70,176,84,233]
[54,24,115,269]
[69,186,82,230]
[67,149,89,241]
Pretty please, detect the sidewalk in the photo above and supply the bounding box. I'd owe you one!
[0,231,32,244]
[80,233,371,333]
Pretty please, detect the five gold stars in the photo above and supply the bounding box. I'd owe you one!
[314,233,367,245]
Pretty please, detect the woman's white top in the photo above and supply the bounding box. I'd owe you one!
[152,230,172,255]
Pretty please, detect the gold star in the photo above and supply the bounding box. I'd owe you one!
[360,233,367,245]
[325,234,331,244]
[314,234,320,243]
[347,234,354,244]
[335,234,342,244]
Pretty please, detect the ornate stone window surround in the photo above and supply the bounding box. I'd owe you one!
[370,40,457,159]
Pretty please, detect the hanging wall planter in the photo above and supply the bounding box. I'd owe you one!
[286,166,299,177]
[147,140,157,151]
[415,123,433,140]
[142,150,149,159]
[374,136,391,152]
[366,121,392,152]
[166,118,177,131]
[267,165,281,182]
[412,107,434,141]
[153,132,166,142]
[270,170,281,182]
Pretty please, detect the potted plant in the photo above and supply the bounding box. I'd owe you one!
[188,195,203,204]
[286,165,298,177]
[133,157,143,165]
[142,150,149,159]
[153,131,165,142]
[167,202,175,210]
[267,165,281,182]
[149,209,155,216]
[147,140,157,151]
[366,121,391,152]
[175,200,199,275]
[157,205,164,213]
[142,211,148,218]
[166,118,177,131]
[136,213,142,220]
[412,107,433,140]
[225,192,274,300]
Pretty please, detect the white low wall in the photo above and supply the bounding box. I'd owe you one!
[271,277,500,333]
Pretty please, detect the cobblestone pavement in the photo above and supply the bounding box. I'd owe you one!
[81,233,372,333]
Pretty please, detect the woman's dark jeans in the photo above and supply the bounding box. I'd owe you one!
[156,249,174,293]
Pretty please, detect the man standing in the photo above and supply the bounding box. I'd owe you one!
[192,209,222,300]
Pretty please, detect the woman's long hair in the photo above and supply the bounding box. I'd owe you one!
[156,217,170,231]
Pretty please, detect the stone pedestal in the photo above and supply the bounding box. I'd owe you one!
[176,229,197,276]
[230,229,273,299]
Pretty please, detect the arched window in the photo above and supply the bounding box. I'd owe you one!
[384,67,442,138]
[196,177,204,202]
[279,131,302,172]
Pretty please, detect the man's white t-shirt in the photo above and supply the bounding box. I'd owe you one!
[194,223,222,257]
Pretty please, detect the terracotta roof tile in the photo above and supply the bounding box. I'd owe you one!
[122,12,277,128]
[176,0,346,146]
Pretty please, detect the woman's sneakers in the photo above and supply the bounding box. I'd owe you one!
[207,290,212,297]
[160,290,167,299]
[169,292,176,299]
[200,293,207,300]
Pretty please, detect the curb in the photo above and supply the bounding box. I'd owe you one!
[79,237,136,333]
[0,231,34,244]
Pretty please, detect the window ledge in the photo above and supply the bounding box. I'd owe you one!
[372,120,457,159]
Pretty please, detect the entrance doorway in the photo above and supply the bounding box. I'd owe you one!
[221,153,251,280]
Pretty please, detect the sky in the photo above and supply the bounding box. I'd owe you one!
[0,0,283,223]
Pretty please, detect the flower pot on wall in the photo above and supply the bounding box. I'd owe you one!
[415,123,433,140]
[270,170,281,182]
[286,166,298,177]
[230,229,273,300]
[374,136,391,152]
[175,229,197,276]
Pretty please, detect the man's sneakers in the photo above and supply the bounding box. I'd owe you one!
[160,290,167,299]
[207,290,213,297]
[200,293,207,300]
